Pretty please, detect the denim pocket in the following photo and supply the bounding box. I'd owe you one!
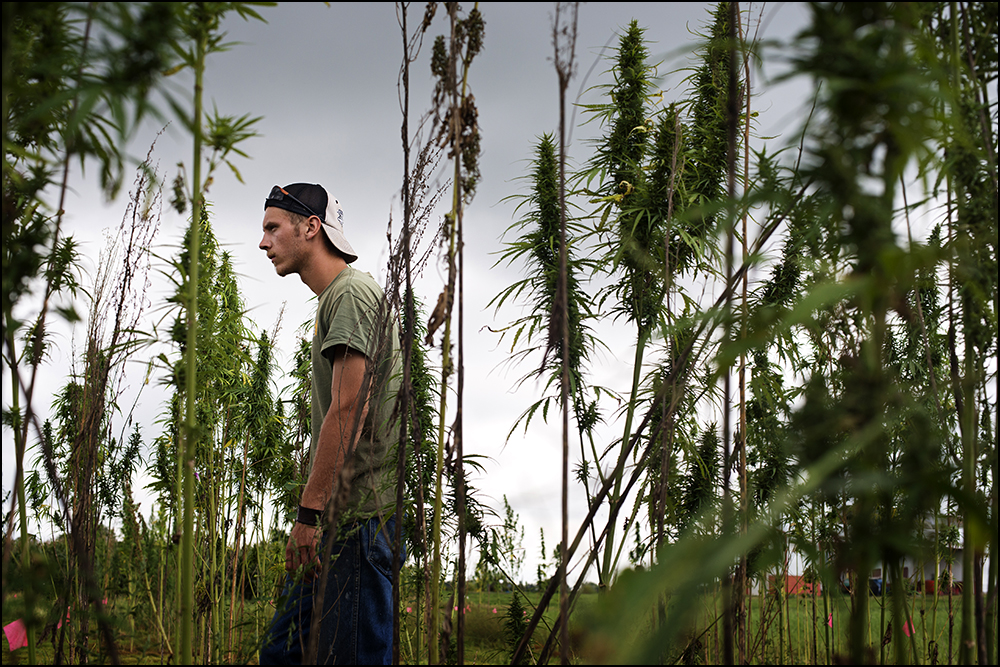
[364,518,395,580]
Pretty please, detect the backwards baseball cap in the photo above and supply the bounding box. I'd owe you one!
[264,183,358,263]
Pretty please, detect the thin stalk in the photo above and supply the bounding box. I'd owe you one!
[127,571,134,654]
[158,541,166,651]
[945,171,956,667]
[8,336,37,664]
[948,5,978,664]
[959,341,977,665]
[142,544,172,655]
[893,560,908,666]
[554,7,577,662]
[737,4,756,660]
[786,550,793,664]
[722,3,739,664]
[991,294,999,667]
[429,7,479,661]
[453,12,474,657]
[879,569,887,665]
[228,433,248,660]
[778,562,785,665]
[931,510,940,662]
[824,575,831,665]
[811,504,818,665]
[907,565,922,664]
[456,133,467,667]
[393,4,414,664]
[654,106,682,637]
[207,423,216,664]
[179,20,206,662]
[428,138,457,665]
[600,330,649,585]
[199,614,206,664]
[428,134,455,667]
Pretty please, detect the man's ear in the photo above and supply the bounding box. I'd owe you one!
[303,215,323,241]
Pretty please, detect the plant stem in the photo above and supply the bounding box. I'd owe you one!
[600,329,648,585]
[8,336,37,664]
[179,15,207,664]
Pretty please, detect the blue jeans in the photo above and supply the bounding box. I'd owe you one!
[259,515,404,665]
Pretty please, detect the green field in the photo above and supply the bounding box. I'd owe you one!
[676,591,969,666]
[2,589,974,665]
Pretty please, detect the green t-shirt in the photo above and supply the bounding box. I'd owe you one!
[310,266,400,518]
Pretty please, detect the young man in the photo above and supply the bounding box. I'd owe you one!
[257,183,402,665]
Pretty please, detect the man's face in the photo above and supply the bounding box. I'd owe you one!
[259,207,306,277]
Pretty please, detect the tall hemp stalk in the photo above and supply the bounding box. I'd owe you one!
[553,5,579,663]
[493,126,596,662]
[425,4,483,663]
[167,4,267,661]
[177,13,207,659]
[490,125,600,532]
[720,3,740,664]
[583,19,660,588]
[487,6,589,663]
[71,145,162,665]
[395,5,415,662]
[392,3,450,663]
[941,1,997,660]
[648,85,683,653]
[734,5,764,661]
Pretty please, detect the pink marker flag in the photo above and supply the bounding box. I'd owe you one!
[827,613,833,628]
[3,619,28,651]
[903,618,914,637]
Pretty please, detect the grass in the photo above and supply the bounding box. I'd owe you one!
[666,590,969,665]
[1,589,973,664]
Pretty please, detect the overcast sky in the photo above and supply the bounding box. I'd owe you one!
[3,2,815,583]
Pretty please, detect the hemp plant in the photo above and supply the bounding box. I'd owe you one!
[605,4,992,665]
[491,131,601,484]
[391,4,450,661]
[69,146,163,664]
[923,3,999,662]
[420,3,484,663]
[162,3,269,662]
[2,5,179,660]
[577,16,663,594]
[572,6,738,590]
[498,6,753,663]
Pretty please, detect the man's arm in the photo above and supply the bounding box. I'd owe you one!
[285,344,370,574]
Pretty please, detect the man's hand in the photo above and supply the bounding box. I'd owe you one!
[285,521,321,578]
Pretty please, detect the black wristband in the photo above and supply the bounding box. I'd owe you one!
[296,505,323,527]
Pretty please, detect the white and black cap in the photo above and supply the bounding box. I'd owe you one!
[264,183,358,263]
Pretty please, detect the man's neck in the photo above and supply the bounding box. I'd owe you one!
[301,254,348,296]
